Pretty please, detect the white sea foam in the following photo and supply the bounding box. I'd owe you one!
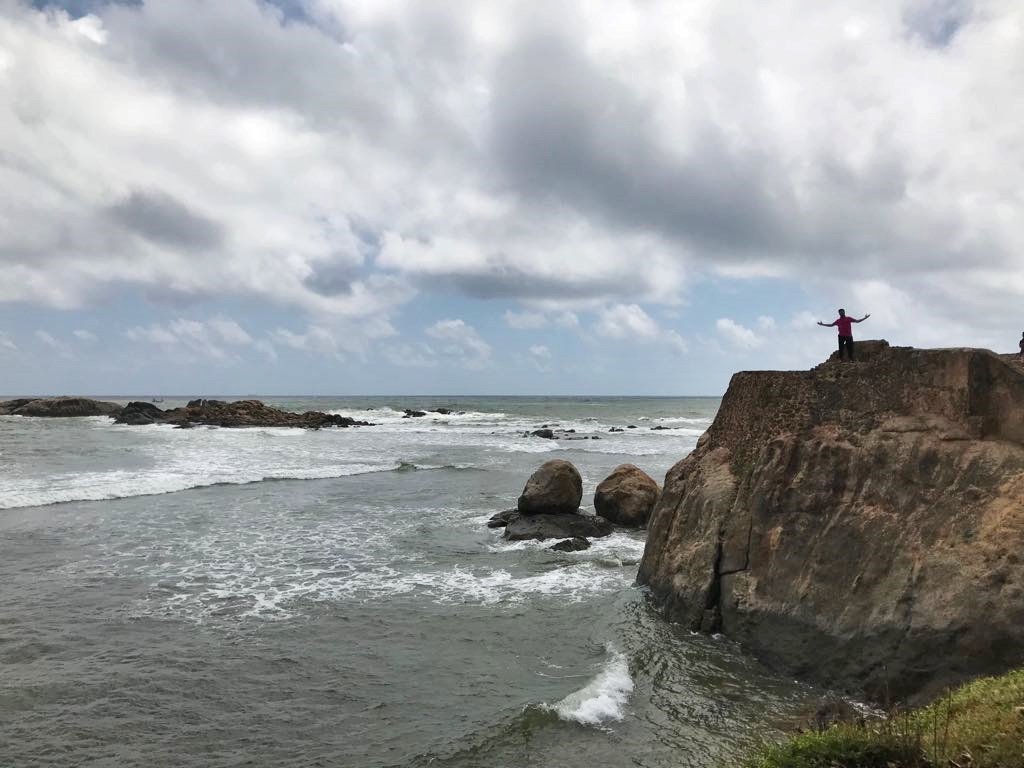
[548,649,634,726]
[0,462,400,510]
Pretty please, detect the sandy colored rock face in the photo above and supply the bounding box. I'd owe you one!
[638,342,1024,702]
[517,459,583,515]
[594,464,660,527]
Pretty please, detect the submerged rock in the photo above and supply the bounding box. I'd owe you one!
[594,464,660,527]
[504,512,611,541]
[517,459,583,515]
[403,409,427,418]
[530,428,555,439]
[0,397,123,418]
[549,537,592,552]
[638,341,1024,701]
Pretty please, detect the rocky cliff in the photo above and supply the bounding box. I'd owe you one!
[637,341,1024,701]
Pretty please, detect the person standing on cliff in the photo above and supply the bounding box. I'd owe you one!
[817,309,870,361]
[1018,332,1024,362]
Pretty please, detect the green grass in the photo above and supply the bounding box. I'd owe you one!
[744,669,1024,768]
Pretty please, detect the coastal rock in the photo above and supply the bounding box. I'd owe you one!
[117,401,166,425]
[486,509,518,529]
[638,342,1024,701]
[113,399,374,429]
[517,459,583,515]
[504,512,612,541]
[530,428,555,439]
[0,397,123,418]
[403,409,427,418]
[594,464,660,527]
[549,537,592,552]
[432,408,452,415]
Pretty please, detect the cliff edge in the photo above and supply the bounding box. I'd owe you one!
[637,341,1024,701]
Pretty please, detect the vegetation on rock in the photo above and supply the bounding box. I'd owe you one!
[745,668,1024,768]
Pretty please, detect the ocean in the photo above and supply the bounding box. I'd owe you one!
[0,396,818,767]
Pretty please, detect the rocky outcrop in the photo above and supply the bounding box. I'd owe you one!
[638,342,1024,702]
[0,397,123,417]
[594,464,660,527]
[550,537,592,552]
[504,512,612,541]
[113,399,373,429]
[517,459,583,515]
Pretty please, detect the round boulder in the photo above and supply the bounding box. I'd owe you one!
[517,459,583,515]
[594,464,660,527]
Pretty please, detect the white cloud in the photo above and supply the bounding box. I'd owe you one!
[383,342,439,368]
[271,326,341,359]
[596,304,661,339]
[425,318,492,369]
[72,329,97,342]
[528,344,551,358]
[504,310,547,329]
[34,330,60,349]
[125,315,265,360]
[665,330,689,356]
[716,318,762,349]
[0,331,16,351]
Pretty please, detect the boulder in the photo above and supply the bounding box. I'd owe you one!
[2,397,122,418]
[594,464,660,527]
[638,342,1024,702]
[504,512,612,541]
[403,409,427,418]
[550,537,592,552]
[530,428,555,439]
[517,459,583,515]
[432,408,452,415]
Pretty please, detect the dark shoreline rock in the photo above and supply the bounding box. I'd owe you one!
[638,341,1024,703]
[0,397,123,418]
[114,399,374,429]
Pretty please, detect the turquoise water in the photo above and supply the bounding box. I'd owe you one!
[0,397,818,767]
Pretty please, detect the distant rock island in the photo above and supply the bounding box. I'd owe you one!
[638,341,1024,702]
[0,397,373,429]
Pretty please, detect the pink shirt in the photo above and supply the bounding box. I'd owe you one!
[835,316,853,336]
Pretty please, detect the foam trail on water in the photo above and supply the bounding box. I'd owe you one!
[549,649,633,726]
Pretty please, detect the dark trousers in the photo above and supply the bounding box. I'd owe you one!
[838,335,854,360]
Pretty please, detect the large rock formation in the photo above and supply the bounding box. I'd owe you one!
[638,342,1024,702]
[0,397,123,417]
[594,464,660,526]
[517,459,583,515]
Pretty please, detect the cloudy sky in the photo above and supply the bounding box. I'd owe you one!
[1,0,1022,395]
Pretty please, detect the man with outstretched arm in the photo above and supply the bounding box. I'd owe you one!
[817,309,870,361]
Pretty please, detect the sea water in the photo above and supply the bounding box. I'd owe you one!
[0,397,818,767]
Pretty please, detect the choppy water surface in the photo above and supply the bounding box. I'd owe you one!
[0,397,818,766]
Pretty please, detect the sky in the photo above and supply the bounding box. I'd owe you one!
[1,0,1022,396]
